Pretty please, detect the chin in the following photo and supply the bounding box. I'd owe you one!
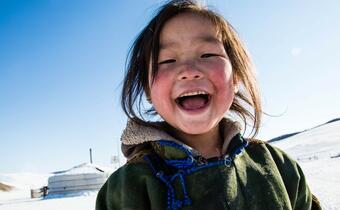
[179,122,215,135]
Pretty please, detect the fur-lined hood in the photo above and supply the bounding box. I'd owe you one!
[120,118,242,160]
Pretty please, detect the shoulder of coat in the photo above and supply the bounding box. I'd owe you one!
[126,148,153,165]
[247,138,267,145]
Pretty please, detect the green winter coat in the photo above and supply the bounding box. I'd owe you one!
[96,119,321,210]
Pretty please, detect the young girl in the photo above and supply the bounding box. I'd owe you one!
[96,0,321,209]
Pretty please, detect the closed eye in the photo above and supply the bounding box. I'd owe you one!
[158,59,176,65]
[201,53,219,58]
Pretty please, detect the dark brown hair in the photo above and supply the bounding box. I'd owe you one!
[121,0,262,137]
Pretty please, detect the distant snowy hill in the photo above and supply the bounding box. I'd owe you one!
[271,120,340,210]
[269,118,340,143]
[0,173,49,189]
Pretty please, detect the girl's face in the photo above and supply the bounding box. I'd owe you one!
[148,13,236,136]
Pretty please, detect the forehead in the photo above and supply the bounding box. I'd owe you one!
[159,12,222,50]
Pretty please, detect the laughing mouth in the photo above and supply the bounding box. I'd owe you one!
[175,90,211,110]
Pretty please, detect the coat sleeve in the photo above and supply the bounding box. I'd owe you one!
[95,164,151,210]
[265,143,322,210]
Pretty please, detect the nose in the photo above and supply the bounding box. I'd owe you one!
[177,63,204,80]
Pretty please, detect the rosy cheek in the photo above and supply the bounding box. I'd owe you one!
[150,71,172,97]
[153,71,168,86]
[207,62,233,83]
[149,65,174,89]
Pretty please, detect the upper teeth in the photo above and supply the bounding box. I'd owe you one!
[179,90,208,98]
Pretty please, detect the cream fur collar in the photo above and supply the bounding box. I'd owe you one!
[120,118,242,160]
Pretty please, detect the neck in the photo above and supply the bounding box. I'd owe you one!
[169,125,223,158]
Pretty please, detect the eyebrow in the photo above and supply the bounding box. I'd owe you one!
[159,35,222,50]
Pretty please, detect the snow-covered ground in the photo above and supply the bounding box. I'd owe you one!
[1,120,339,210]
[0,167,105,210]
[271,120,340,210]
[0,173,49,203]
[0,190,97,210]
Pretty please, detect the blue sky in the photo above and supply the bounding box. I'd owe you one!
[1,0,339,173]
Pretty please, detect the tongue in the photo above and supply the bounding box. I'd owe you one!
[181,96,206,110]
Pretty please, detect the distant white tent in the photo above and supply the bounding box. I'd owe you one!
[48,163,112,195]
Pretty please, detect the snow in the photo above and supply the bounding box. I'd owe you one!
[0,165,110,210]
[0,173,49,189]
[0,173,50,204]
[271,121,340,160]
[0,191,97,210]
[271,120,340,210]
[0,121,339,210]
[299,158,340,210]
